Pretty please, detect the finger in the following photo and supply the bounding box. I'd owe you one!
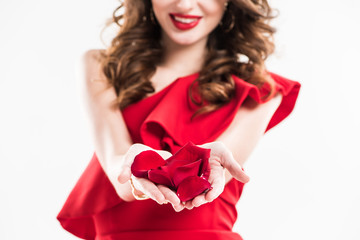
[117,151,139,184]
[172,203,185,212]
[205,172,225,202]
[118,144,153,183]
[118,165,132,183]
[157,185,180,206]
[133,177,166,204]
[192,194,207,207]
[184,201,194,210]
[222,151,250,183]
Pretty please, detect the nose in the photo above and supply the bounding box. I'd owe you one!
[175,0,195,11]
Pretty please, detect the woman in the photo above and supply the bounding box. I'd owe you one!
[58,0,301,239]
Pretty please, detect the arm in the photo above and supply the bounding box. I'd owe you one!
[80,50,181,207]
[186,93,283,209]
[217,93,283,183]
[80,49,134,201]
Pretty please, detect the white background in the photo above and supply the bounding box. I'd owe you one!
[0,0,359,239]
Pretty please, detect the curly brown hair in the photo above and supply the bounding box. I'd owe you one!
[99,0,277,116]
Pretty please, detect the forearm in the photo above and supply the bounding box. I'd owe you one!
[215,94,283,182]
[86,105,136,201]
[88,105,132,173]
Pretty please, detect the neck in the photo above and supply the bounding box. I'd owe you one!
[160,34,208,75]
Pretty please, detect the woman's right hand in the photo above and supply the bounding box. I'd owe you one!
[114,144,186,211]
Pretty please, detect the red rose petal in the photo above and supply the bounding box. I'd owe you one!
[130,142,212,199]
[148,167,173,188]
[167,142,210,166]
[165,159,192,179]
[176,176,212,202]
[166,142,211,181]
[173,159,202,188]
[131,150,166,178]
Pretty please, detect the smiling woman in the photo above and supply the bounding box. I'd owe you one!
[57,0,301,239]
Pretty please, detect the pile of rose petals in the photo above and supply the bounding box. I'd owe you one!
[131,142,212,202]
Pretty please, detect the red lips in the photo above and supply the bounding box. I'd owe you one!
[131,142,212,202]
[169,13,202,30]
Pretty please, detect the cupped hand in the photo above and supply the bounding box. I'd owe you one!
[116,144,184,210]
[182,141,250,210]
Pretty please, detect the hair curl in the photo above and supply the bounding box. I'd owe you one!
[99,0,277,116]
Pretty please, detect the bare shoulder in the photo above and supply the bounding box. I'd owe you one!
[82,49,105,63]
[81,49,107,83]
[80,49,114,99]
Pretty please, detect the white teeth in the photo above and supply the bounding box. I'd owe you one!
[173,16,197,24]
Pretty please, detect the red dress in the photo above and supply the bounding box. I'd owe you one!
[57,72,301,240]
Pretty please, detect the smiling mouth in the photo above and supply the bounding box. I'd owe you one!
[172,15,198,24]
[169,13,202,30]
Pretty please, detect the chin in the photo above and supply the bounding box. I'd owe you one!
[169,34,205,46]
[174,39,197,46]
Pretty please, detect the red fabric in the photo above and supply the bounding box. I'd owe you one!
[57,72,301,239]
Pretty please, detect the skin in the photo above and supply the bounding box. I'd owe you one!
[80,0,283,212]
[152,0,227,46]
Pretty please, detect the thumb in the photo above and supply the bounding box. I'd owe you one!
[117,144,149,184]
[117,151,136,184]
[222,151,250,183]
[117,165,132,184]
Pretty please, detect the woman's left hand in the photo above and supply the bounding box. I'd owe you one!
[181,141,250,210]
